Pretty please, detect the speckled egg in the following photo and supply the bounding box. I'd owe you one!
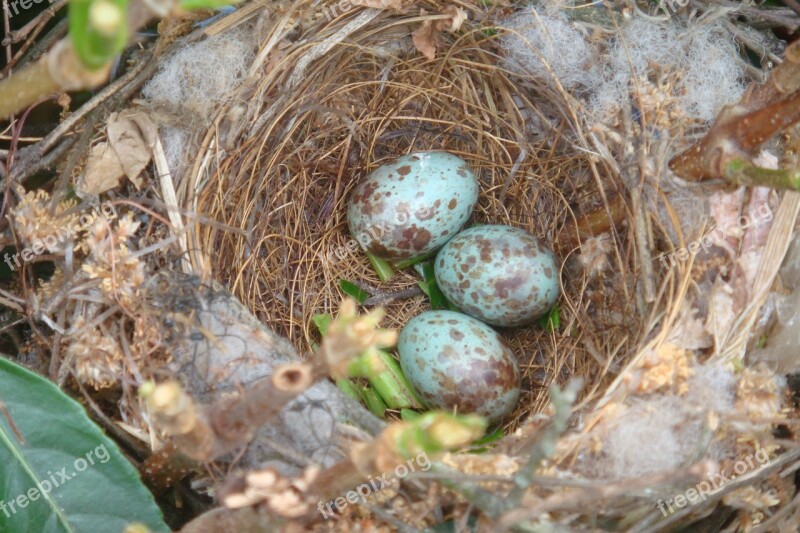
[435,225,560,327]
[347,152,479,262]
[398,310,520,424]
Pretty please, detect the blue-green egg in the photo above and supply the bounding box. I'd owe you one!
[398,310,520,424]
[347,152,479,262]
[435,225,560,327]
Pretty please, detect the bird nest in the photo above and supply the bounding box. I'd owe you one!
[186,5,640,429]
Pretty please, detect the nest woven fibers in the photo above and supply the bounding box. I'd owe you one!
[183,3,639,430]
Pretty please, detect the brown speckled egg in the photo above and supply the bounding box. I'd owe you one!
[434,225,560,327]
[347,152,479,262]
[398,310,520,424]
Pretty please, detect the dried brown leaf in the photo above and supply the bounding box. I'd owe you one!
[412,21,438,61]
[412,7,468,61]
[106,111,158,189]
[78,142,125,196]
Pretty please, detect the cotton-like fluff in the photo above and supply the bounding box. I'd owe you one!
[141,29,255,178]
[500,7,597,90]
[592,18,745,122]
[142,29,254,125]
[589,361,737,480]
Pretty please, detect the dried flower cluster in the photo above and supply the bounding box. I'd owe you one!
[632,75,686,131]
[81,213,146,306]
[222,466,320,518]
[735,363,786,425]
[624,343,695,395]
[66,317,125,388]
[10,188,78,249]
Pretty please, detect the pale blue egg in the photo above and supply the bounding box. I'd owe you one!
[435,225,560,327]
[347,152,479,262]
[398,310,520,424]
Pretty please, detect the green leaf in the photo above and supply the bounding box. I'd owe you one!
[69,0,129,70]
[757,334,767,349]
[392,252,436,270]
[338,280,369,305]
[417,261,455,311]
[337,379,386,418]
[0,357,168,533]
[365,251,395,282]
[536,304,560,331]
[469,426,504,453]
[366,351,423,410]
[360,386,387,418]
[400,408,421,421]
[311,313,333,337]
[335,378,361,401]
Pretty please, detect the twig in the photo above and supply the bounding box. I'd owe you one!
[669,40,800,188]
[2,0,67,46]
[2,0,11,68]
[153,133,191,274]
[508,379,582,503]
[0,40,110,120]
[50,112,97,211]
[147,362,325,462]
[362,286,423,307]
[633,448,800,533]
[4,19,68,76]
[502,459,718,530]
[781,0,800,18]
[624,105,655,303]
[10,46,155,182]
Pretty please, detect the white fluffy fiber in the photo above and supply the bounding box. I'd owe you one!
[142,29,255,125]
[595,18,746,122]
[600,395,691,479]
[501,8,746,122]
[141,30,255,178]
[500,8,597,90]
[593,361,737,480]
